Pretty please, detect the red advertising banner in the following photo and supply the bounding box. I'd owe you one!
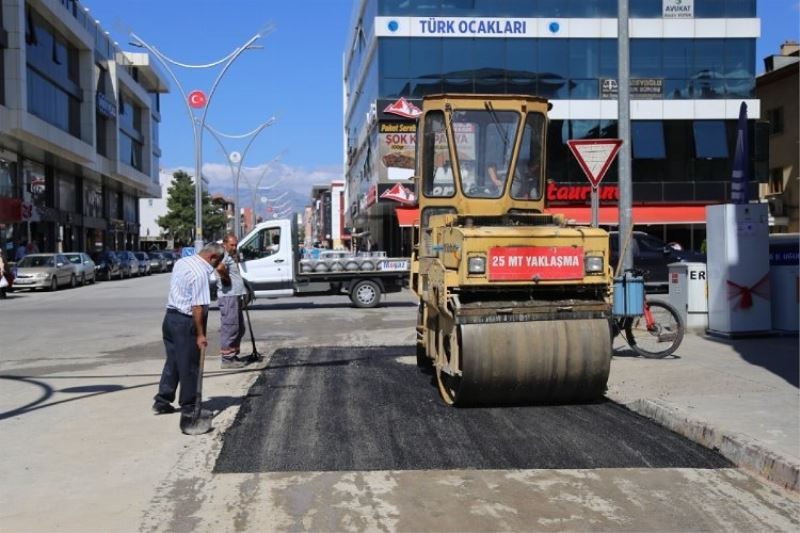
[488,246,584,281]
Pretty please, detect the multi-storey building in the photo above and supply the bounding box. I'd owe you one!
[344,0,764,255]
[757,41,799,233]
[0,0,168,255]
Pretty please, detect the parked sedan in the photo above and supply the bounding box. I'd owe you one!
[116,251,139,278]
[609,231,705,291]
[12,253,77,291]
[91,251,122,281]
[64,252,96,285]
[158,251,175,272]
[134,252,152,275]
[145,251,166,273]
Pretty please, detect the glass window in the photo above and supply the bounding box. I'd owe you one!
[507,78,537,96]
[630,0,661,17]
[474,39,505,78]
[442,38,473,77]
[452,107,519,199]
[506,39,537,79]
[693,121,728,159]
[379,38,409,79]
[695,0,725,17]
[380,78,410,98]
[538,0,568,16]
[726,0,755,17]
[570,0,617,17]
[631,39,661,78]
[83,179,103,218]
[570,79,599,99]
[58,173,76,212]
[663,39,692,79]
[409,39,442,79]
[411,78,442,96]
[693,39,725,79]
[0,160,15,198]
[511,112,545,200]
[725,79,755,99]
[23,160,47,207]
[475,78,506,94]
[664,79,692,99]
[599,39,617,78]
[538,77,568,99]
[501,0,538,17]
[724,39,754,78]
[632,121,666,159]
[240,227,281,260]
[423,111,455,197]
[570,39,599,79]
[443,77,472,93]
[380,0,440,16]
[539,40,568,79]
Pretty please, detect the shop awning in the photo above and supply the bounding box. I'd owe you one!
[547,205,708,225]
[395,207,419,227]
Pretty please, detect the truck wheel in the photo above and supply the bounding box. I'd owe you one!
[350,280,381,308]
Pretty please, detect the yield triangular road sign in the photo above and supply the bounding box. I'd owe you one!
[567,139,623,188]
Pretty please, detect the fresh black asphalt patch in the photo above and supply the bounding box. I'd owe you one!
[214,345,731,473]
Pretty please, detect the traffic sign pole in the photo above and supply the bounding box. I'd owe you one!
[591,185,599,227]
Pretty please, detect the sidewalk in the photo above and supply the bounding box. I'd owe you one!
[607,331,800,491]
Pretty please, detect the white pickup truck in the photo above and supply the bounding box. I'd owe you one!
[237,218,410,308]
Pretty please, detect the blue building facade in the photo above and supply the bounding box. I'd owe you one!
[344,0,762,254]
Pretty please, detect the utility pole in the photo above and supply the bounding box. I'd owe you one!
[617,0,633,271]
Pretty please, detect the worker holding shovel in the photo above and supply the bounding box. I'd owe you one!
[153,242,224,435]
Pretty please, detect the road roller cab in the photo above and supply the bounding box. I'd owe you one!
[411,94,614,406]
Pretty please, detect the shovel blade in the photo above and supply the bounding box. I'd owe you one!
[180,411,212,435]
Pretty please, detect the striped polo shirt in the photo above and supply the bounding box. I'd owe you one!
[166,254,214,315]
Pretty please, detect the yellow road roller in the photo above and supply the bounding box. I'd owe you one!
[411,94,613,406]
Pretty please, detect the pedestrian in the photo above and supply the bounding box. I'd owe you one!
[153,242,224,416]
[0,250,8,299]
[216,234,248,369]
[15,241,27,261]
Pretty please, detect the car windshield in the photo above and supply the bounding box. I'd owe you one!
[65,254,82,264]
[18,255,54,267]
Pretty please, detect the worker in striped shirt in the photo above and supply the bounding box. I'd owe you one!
[153,243,224,416]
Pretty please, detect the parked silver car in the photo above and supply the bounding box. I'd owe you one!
[12,253,78,291]
[64,252,96,285]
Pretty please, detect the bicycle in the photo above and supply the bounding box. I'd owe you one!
[611,270,685,359]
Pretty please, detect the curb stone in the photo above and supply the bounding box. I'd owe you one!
[625,398,800,493]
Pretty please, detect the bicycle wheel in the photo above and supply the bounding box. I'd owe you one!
[625,300,685,359]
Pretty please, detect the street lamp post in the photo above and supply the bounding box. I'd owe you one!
[204,118,276,238]
[129,26,271,250]
[241,152,286,229]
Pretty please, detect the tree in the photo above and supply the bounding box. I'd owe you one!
[157,170,226,246]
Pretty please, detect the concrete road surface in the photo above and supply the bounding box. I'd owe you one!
[0,275,797,532]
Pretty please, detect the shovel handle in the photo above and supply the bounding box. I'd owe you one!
[193,345,206,419]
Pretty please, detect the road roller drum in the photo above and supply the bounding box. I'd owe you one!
[436,319,611,406]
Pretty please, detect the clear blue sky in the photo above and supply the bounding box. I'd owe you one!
[90,0,798,192]
[90,0,353,192]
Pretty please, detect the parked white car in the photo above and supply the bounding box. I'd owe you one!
[64,252,96,285]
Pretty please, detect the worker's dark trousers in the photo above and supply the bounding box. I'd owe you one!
[155,309,204,413]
